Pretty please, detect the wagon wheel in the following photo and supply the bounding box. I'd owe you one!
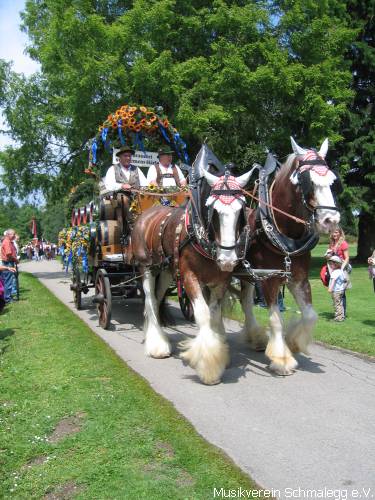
[72,267,82,310]
[95,269,112,329]
[178,285,194,322]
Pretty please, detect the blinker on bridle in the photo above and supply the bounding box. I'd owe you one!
[295,156,341,215]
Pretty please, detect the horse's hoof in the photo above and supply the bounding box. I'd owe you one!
[145,343,172,359]
[269,357,298,376]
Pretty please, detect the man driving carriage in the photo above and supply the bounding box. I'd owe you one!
[104,145,148,192]
[146,146,187,188]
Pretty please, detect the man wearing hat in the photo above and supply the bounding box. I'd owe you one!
[104,145,147,191]
[146,146,186,188]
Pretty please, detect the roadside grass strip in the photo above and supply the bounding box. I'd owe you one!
[0,273,259,499]
[225,244,375,358]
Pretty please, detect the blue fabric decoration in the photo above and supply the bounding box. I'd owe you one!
[158,122,171,143]
[66,250,73,273]
[91,139,97,164]
[118,120,125,145]
[82,250,88,273]
[134,132,145,152]
[101,127,111,152]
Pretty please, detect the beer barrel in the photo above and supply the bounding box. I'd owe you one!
[88,222,97,257]
[80,206,87,225]
[97,221,120,246]
[99,198,117,220]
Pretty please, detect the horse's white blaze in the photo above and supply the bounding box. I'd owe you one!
[205,197,243,271]
[286,282,318,354]
[314,184,340,232]
[266,305,298,375]
[143,270,171,358]
[180,291,229,385]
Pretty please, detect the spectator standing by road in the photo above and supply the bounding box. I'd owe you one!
[328,227,350,315]
[1,229,19,303]
[327,255,347,322]
[368,250,375,293]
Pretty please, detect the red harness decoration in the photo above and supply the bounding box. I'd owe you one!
[299,151,329,176]
[211,175,243,205]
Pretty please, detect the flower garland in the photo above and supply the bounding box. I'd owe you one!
[58,225,90,273]
[89,104,189,166]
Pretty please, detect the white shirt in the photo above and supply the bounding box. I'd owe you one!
[329,269,347,292]
[146,163,185,187]
[104,164,148,191]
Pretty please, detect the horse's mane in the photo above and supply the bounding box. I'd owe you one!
[275,153,297,183]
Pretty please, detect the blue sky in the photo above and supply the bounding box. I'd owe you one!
[0,0,39,149]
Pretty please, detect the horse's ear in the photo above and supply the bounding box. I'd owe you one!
[318,138,329,158]
[201,168,218,187]
[236,167,257,188]
[290,137,307,156]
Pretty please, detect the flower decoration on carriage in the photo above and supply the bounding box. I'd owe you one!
[87,104,189,172]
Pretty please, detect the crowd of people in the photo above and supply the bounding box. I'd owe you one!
[21,241,57,261]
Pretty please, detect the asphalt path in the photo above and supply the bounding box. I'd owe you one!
[21,260,375,499]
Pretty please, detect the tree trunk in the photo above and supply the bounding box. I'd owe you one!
[356,211,375,262]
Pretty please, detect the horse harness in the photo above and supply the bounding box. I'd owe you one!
[256,155,319,262]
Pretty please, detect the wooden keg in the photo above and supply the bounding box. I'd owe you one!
[99,198,117,220]
[88,222,97,256]
[80,206,87,225]
[97,221,120,246]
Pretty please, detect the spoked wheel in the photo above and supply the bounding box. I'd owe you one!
[72,267,82,310]
[95,269,112,329]
[178,285,194,323]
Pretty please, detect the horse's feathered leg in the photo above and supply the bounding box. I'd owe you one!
[156,270,174,326]
[265,304,298,375]
[143,269,172,358]
[240,281,268,351]
[179,271,229,385]
[285,279,317,354]
[208,286,225,336]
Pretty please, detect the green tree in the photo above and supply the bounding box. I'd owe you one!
[0,0,356,208]
[334,1,375,260]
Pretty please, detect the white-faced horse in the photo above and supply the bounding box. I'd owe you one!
[131,145,255,384]
[240,137,342,375]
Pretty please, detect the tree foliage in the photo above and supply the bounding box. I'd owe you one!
[0,0,355,198]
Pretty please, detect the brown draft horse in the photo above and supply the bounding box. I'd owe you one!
[131,146,254,384]
[240,137,342,375]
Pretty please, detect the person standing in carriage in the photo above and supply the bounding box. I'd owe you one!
[146,146,187,189]
[104,145,148,191]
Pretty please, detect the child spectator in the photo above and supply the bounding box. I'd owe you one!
[327,255,347,322]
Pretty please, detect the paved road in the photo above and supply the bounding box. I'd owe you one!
[21,260,375,498]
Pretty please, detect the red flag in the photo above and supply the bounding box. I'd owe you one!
[29,217,37,239]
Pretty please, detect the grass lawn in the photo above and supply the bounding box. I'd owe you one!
[0,273,259,499]
[225,243,375,357]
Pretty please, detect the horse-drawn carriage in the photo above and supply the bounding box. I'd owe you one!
[62,103,343,384]
[69,187,190,329]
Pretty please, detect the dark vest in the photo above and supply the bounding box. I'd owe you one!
[114,164,140,189]
[155,164,181,188]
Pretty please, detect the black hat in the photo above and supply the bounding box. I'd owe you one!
[116,145,135,156]
[157,146,174,157]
